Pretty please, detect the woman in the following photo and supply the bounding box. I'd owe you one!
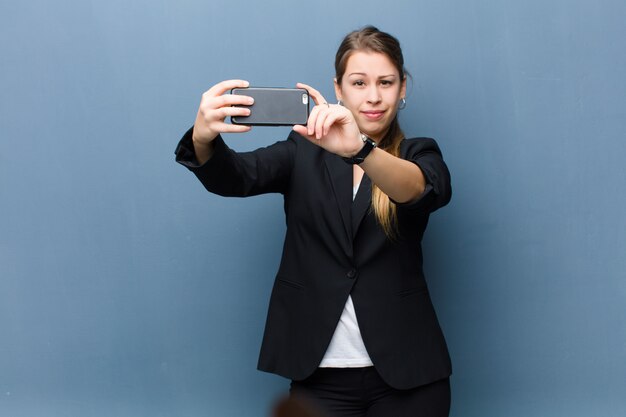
[175,26,452,417]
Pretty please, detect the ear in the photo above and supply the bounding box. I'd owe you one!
[400,76,407,100]
[333,78,342,102]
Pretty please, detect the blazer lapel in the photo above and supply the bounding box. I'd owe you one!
[324,152,353,246]
[351,175,371,239]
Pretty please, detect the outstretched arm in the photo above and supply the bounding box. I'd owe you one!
[292,83,425,203]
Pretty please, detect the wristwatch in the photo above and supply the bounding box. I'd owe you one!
[342,133,377,165]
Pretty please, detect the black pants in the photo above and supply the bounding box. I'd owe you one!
[289,367,450,417]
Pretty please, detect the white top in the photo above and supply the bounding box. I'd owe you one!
[319,181,374,368]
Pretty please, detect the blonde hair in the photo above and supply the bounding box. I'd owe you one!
[335,26,407,238]
[371,121,403,238]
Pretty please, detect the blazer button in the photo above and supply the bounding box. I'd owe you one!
[346,268,357,279]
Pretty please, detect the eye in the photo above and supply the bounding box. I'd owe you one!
[352,80,365,87]
[380,80,394,87]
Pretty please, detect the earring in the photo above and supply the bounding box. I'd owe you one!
[398,98,406,110]
[337,100,343,106]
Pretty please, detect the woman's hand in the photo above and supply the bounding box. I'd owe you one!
[293,83,363,158]
[193,79,255,144]
[191,79,254,163]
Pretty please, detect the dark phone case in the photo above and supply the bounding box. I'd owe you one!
[231,87,310,126]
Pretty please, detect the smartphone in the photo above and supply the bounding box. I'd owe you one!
[230,87,309,126]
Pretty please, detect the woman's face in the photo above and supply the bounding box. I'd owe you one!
[335,51,406,142]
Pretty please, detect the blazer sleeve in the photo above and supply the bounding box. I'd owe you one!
[391,137,452,213]
[174,126,296,197]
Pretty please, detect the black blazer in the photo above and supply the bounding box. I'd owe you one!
[175,128,452,389]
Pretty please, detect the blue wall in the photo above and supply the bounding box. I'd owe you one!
[1,1,625,416]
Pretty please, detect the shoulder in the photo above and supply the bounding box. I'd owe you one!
[400,137,445,158]
[286,130,316,148]
[285,130,331,160]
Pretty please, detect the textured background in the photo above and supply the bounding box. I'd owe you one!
[1,0,625,416]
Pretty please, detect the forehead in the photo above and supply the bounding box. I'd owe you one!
[344,51,398,76]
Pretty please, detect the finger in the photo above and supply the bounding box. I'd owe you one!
[205,79,250,98]
[211,93,254,109]
[198,95,253,126]
[306,104,322,136]
[322,110,342,137]
[213,122,252,134]
[292,124,309,138]
[292,125,318,145]
[198,98,251,125]
[218,106,251,119]
[315,107,331,140]
[296,82,327,106]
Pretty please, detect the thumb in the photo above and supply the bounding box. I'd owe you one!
[292,124,313,140]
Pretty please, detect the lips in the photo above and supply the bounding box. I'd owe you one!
[361,110,386,121]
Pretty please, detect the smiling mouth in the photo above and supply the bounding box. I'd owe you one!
[361,110,385,120]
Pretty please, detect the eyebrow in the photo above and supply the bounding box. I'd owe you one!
[348,73,397,78]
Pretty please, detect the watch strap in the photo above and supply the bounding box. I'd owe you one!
[342,134,377,165]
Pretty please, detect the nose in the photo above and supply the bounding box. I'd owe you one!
[366,85,381,104]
